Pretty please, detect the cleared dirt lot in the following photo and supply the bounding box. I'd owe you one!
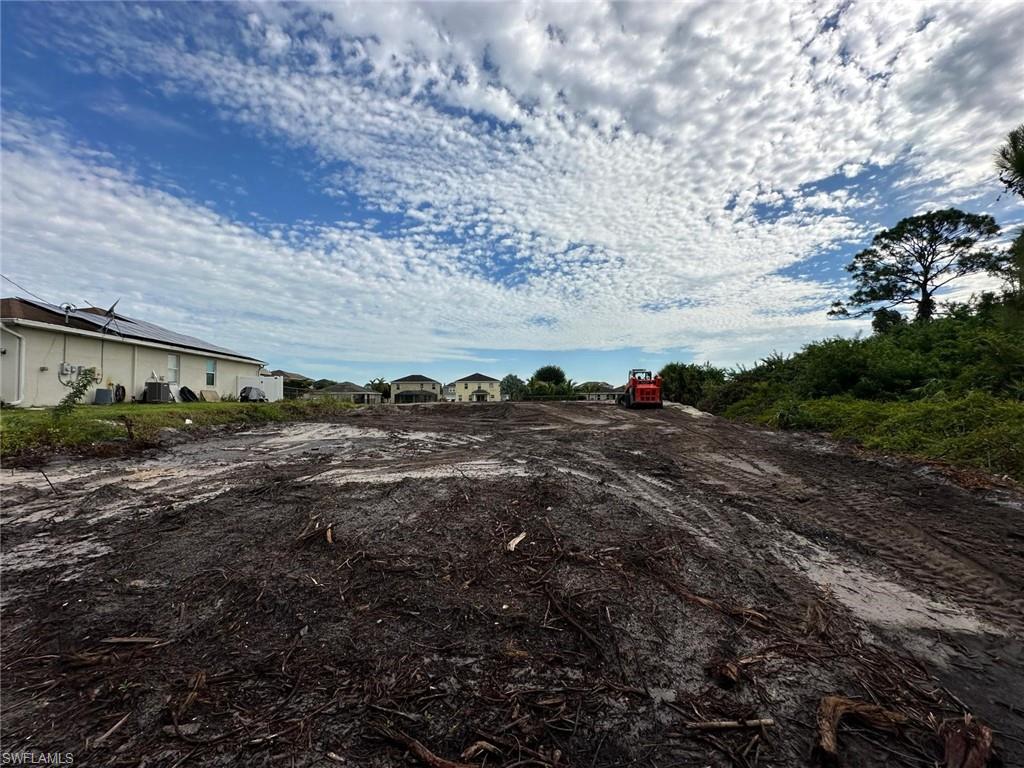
[2,402,1022,767]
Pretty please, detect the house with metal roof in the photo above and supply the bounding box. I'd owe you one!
[452,372,500,402]
[391,374,442,403]
[303,381,382,405]
[1,297,265,407]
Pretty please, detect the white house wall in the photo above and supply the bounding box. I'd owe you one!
[1,323,262,407]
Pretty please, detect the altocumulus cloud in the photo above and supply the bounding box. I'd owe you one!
[2,1,1022,368]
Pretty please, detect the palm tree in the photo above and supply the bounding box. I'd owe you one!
[995,124,1024,201]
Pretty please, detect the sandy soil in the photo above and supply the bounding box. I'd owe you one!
[2,402,1021,767]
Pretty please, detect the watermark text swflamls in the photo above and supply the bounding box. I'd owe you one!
[0,753,74,765]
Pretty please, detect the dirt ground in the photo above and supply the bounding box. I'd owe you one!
[2,402,1022,767]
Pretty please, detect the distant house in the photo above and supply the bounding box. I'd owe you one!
[453,372,500,402]
[1,296,264,407]
[576,381,619,401]
[392,374,441,403]
[268,369,313,399]
[442,382,457,402]
[304,381,381,405]
[270,369,311,383]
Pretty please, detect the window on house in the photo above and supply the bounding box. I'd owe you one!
[205,359,217,386]
[464,382,469,389]
[419,383,424,390]
[167,354,180,383]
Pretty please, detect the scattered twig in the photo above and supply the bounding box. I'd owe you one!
[100,636,162,645]
[92,712,130,746]
[373,723,477,768]
[543,582,604,658]
[686,718,775,730]
[369,704,424,723]
[297,518,334,545]
[39,469,61,497]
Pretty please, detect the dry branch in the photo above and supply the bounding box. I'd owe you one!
[939,715,994,768]
[686,718,775,730]
[543,582,604,658]
[374,724,478,768]
[658,578,770,631]
[815,695,907,766]
[92,713,130,746]
[100,636,162,645]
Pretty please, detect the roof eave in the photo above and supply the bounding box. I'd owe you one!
[0,317,265,365]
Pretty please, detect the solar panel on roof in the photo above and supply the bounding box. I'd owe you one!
[18,298,257,360]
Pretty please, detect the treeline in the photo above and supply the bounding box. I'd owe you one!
[662,300,1023,411]
[501,365,587,400]
[660,299,1022,478]
[658,124,1024,481]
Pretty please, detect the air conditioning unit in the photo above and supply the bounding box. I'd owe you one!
[145,381,172,403]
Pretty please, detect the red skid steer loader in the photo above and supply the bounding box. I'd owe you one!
[618,369,663,408]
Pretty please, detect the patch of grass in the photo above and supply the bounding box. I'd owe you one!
[0,399,356,459]
[732,392,1024,481]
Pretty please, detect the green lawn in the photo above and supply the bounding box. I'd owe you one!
[0,399,356,459]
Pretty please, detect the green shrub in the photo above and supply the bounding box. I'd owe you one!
[659,362,727,405]
[716,307,1024,406]
[695,296,1024,479]
[53,367,100,420]
[777,393,1024,480]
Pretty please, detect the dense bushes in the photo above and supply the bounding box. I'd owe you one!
[521,365,580,400]
[659,362,725,405]
[660,298,1024,480]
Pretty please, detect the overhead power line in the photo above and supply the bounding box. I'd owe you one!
[0,273,53,305]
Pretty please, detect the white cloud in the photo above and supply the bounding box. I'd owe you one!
[3,1,1022,369]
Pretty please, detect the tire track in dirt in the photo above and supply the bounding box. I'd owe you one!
[617,410,1024,635]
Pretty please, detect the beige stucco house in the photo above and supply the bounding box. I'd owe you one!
[453,372,500,402]
[1,297,264,407]
[392,374,441,403]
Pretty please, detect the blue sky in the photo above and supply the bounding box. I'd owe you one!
[2,2,1022,386]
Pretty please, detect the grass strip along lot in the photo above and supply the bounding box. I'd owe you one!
[0,399,354,461]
